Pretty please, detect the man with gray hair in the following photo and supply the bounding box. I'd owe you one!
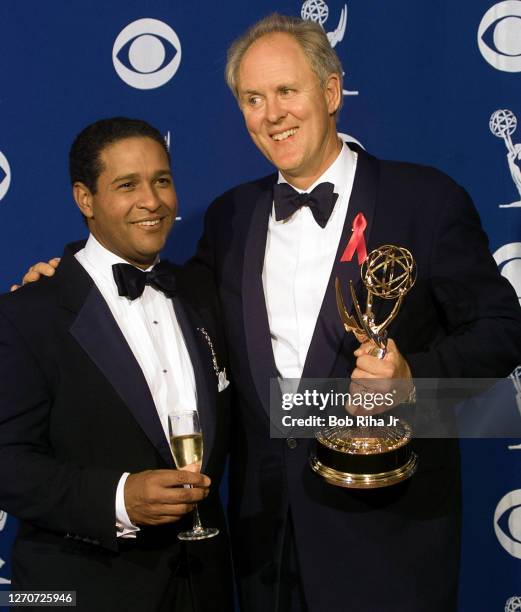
[194,12,521,612]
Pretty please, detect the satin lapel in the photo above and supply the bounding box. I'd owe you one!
[171,298,216,474]
[70,286,174,467]
[242,181,280,416]
[301,149,380,379]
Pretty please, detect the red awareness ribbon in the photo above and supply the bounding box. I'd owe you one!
[340,212,368,264]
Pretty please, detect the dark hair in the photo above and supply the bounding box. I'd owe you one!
[69,117,170,194]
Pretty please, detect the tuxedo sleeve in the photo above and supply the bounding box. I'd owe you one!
[0,310,122,552]
[406,183,521,378]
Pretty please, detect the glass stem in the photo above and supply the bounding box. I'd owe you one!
[192,504,203,532]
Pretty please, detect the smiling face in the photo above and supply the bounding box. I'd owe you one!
[74,136,177,268]
[237,32,342,190]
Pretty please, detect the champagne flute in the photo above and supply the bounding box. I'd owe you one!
[168,411,219,541]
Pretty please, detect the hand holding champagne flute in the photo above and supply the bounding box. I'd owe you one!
[168,411,219,541]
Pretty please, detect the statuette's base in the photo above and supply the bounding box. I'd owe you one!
[311,422,418,489]
[310,453,418,489]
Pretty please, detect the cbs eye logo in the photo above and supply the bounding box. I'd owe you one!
[113,18,182,90]
[478,1,521,72]
[0,150,11,202]
[494,489,521,558]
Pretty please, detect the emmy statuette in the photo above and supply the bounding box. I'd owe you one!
[310,245,419,489]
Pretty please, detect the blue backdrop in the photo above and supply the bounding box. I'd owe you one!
[1,1,521,608]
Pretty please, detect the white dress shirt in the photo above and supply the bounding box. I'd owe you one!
[76,234,198,536]
[262,142,358,379]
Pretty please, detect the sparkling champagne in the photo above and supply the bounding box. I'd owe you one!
[170,433,203,472]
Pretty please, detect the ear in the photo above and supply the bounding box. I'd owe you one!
[324,73,342,115]
[73,182,94,219]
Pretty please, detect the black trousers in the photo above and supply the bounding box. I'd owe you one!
[12,535,195,612]
[277,513,309,612]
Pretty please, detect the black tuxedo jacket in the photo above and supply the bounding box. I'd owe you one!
[193,146,521,612]
[0,243,233,612]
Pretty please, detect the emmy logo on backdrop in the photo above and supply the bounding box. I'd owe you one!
[507,366,521,450]
[301,0,347,47]
[300,0,363,148]
[506,596,521,612]
[490,109,521,208]
[310,245,419,488]
[300,0,358,97]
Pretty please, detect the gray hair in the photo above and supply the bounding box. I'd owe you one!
[225,13,344,113]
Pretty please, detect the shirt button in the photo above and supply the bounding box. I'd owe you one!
[286,437,298,450]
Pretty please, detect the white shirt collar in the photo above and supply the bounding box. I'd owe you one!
[276,140,355,195]
[81,233,157,292]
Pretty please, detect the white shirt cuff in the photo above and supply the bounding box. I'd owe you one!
[115,472,140,538]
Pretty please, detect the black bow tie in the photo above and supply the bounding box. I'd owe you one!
[273,181,338,228]
[112,261,176,300]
